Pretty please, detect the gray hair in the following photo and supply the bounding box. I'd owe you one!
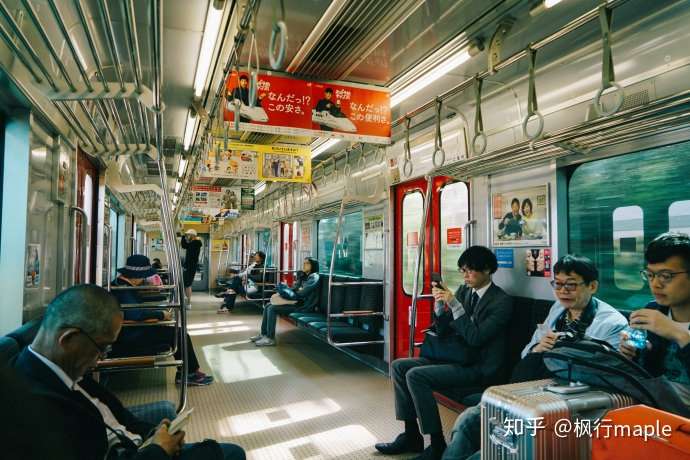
[41,284,122,337]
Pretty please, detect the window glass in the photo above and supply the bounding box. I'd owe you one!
[317,211,362,277]
[440,182,469,290]
[569,141,690,309]
[612,206,644,291]
[402,192,423,294]
[109,208,118,279]
[669,201,690,234]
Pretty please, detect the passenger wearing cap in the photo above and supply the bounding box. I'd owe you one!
[111,255,214,386]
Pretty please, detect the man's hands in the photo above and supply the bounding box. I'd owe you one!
[150,420,184,456]
[629,309,690,347]
[432,286,454,304]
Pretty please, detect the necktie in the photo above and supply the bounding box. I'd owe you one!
[469,292,480,311]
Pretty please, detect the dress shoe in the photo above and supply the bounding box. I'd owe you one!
[374,433,424,455]
[411,445,445,460]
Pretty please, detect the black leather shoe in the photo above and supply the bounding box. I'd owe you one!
[213,291,226,298]
[374,433,424,455]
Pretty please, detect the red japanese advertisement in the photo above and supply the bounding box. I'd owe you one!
[223,71,391,144]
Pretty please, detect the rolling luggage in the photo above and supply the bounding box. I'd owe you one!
[481,379,635,459]
[592,405,690,460]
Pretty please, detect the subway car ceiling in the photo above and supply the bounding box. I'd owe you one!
[1,1,690,309]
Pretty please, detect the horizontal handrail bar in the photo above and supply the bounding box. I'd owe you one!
[96,359,183,373]
[120,302,180,309]
[330,339,385,347]
[122,320,176,327]
[109,284,177,291]
[330,281,384,286]
[330,311,384,318]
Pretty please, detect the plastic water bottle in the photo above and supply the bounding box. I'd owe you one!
[625,327,647,349]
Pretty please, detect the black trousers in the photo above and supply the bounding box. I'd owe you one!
[392,357,482,435]
[114,327,201,371]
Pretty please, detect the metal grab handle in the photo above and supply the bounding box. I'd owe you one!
[472,75,487,156]
[70,206,89,284]
[522,46,545,140]
[269,20,287,70]
[594,82,625,117]
[104,223,112,289]
[488,417,519,454]
[593,5,624,117]
[432,98,446,168]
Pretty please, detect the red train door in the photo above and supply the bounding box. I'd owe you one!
[75,148,99,283]
[393,176,469,360]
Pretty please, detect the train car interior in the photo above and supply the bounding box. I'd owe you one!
[2,0,690,458]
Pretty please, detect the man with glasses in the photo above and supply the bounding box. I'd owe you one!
[375,246,513,460]
[13,284,246,460]
[620,232,690,406]
[441,254,627,460]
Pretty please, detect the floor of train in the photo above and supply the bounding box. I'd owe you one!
[108,293,457,459]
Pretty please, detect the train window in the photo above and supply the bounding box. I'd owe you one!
[669,201,690,234]
[440,182,469,290]
[317,211,362,277]
[612,206,644,291]
[402,192,423,294]
[256,229,273,266]
[569,141,690,310]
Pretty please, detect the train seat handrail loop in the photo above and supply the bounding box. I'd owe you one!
[522,45,544,141]
[433,98,446,169]
[268,0,287,70]
[594,5,624,117]
[471,75,487,156]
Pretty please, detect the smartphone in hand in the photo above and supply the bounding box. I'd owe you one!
[431,272,446,291]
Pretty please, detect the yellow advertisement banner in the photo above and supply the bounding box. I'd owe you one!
[202,140,311,183]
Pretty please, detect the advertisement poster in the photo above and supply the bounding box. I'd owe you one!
[495,248,514,269]
[406,232,419,247]
[364,214,384,250]
[526,248,552,277]
[447,227,463,247]
[491,185,550,247]
[202,142,258,179]
[25,244,41,288]
[224,71,391,144]
[202,141,312,183]
[211,240,229,252]
[52,149,70,204]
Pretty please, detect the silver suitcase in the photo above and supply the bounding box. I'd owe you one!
[481,378,635,460]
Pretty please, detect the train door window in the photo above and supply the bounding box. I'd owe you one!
[569,141,690,309]
[669,201,690,234]
[317,211,363,277]
[82,173,94,281]
[612,206,644,291]
[402,192,424,294]
[440,182,469,290]
[109,207,118,279]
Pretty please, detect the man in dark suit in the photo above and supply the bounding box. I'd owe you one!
[13,284,245,460]
[375,246,513,460]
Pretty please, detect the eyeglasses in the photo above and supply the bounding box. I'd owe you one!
[458,268,477,275]
[640,269,689,284]
[66,326,112,357]
[549,280,586,292]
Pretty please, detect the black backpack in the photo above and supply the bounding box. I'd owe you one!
[543,338,690,417]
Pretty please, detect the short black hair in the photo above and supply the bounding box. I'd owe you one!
[511,198,520,207]
[42,285,121,338]
[553,255,598,284]
[255,250,266,262]
[325,88,333,94]
[239,75,249,82]
[521,198,533,214]
[645,232,690,270]
[458,246,498,274]
[304,257,320,274]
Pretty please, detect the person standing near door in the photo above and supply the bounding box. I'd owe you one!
[181,229,202,308]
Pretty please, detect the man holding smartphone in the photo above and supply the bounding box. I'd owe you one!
[375,246,513,460]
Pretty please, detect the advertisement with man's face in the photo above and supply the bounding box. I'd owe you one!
[491,185,550,247]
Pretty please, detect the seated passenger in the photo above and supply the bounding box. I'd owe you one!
[375,246,513,460]
[441,254,628,460]
[12,284,245,460]
[251,257,320,347]
[111,254,214,386]
[620,233,690,405]
[216,251,266,313]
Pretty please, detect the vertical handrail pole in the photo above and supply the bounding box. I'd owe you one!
[408,176,433,357]
[70,206,89,284]
[262,229,271,307]
[150,0,187,413]
[327,200,346,343]
[104,223,112,289]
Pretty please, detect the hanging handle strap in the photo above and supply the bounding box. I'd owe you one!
[269,0,287,70]
[402,117,413,177]
[522,45,544,141]
[471,75,487,156]
[432,98,446,169]
[593,5,624,117]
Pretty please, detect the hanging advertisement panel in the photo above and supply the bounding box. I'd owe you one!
[241,187,255,210]
[223,71,391,144]
[201,141,312,183]
[190,185,242,222]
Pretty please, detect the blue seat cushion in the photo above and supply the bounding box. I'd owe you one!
[306,321,350,330]
[318,326,380,342]
[296,314,326,325]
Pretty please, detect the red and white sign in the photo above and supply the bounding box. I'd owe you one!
[447,227,463,245]
[224,71,391,144]
[406,232,419,247]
